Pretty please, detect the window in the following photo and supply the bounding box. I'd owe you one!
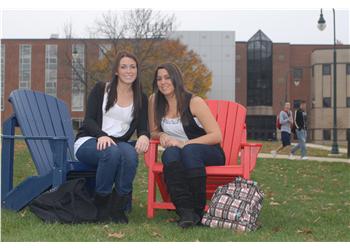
[322,64,331,75]
[72,44,85,111]
[323,97,331,108]
[247,30,273,106]
[312,65,314,77]
[293,68,303,81]
[347,129,350,141]
[293,99,301,109]
[1,44,5,111]
[19,44,31,89]
[347,64,350,75]
[323,129,331,140]
[246,115,276,140]
[347,97,350,108]
[98,44,112,60]
[45,45,57,97]
[72,118,83,136]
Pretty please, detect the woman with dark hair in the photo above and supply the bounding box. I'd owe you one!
[148,63,225,228]
[74,51,150,224]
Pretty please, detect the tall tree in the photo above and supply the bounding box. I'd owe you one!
[90,39,212,98]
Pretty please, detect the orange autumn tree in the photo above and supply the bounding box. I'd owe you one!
[89,39,212,98]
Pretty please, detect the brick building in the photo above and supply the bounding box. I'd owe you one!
[1,30,349,144]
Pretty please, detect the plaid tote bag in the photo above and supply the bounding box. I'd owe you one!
[201,177,264,232]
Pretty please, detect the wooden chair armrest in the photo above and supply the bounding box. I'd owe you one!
[240,142,263,173]
[144,139,161,167]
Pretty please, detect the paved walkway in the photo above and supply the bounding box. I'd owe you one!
[259,153,350,164]
[297,143,347,154]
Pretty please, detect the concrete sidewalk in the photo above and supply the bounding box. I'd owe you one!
[296,142,347,154]
[259,153,350,164]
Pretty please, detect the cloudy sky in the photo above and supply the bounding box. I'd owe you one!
[1,8,349,44]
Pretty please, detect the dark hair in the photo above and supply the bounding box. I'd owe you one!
[105,51,143,120]
[152,62,192,129]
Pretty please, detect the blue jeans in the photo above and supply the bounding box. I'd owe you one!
[161,144,226,170]
[76,138,138,195]
[291,129,307,157]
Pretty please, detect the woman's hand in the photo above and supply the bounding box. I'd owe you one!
[159,133,171,148]
[170,139,186,148]
[135,135,150,154]
[97,136,116,151]
[160,133,186,148]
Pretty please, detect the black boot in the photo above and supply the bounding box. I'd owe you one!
[93,193,111,223]
[186,167,207,225]
[109,188,129,224]
[163,161,199,228]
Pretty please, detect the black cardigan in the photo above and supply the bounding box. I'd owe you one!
[294,108,306,130]
[75,82,150,143]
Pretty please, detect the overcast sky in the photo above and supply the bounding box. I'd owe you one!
[1,9,349,44]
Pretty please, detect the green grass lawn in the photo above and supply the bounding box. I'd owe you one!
[1,141,350,241]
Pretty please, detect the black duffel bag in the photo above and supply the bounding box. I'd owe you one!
[29,178,97,224]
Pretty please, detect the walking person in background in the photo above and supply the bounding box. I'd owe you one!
[290,100,308,160]
[271,102,293,158]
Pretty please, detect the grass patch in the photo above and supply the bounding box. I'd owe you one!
[1,141,350,241]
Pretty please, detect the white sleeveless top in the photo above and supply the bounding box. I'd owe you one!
[74,89,133,157]
[161,117,203,142]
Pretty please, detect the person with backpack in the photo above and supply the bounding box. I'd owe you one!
[271,102,293,158]
[290,100,308,160]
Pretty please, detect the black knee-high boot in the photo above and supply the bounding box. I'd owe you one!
[163,161,200,228]
[109,188,129,224]
[93,193,112,222]
[186,167,207,223]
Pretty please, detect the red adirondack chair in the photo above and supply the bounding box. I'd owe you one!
[144,100,262,218]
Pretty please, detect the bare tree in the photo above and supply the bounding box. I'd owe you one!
[63,20,74,39]
[61,9,176,109]
[89,9,176,72]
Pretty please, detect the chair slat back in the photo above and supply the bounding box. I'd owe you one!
[206,100,246,165]
[9,90,75,175]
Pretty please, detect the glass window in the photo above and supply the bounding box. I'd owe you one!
[247,30,273,106]
[1,44,5,111]
[346,97,350,108]
[346,64,350,75]
[293,99,301,109]
[45,45,57,97]
[246,115,276,140]
[293,68,303,81]
[323,129,331,140]
[72,118,83,136]
[322,64,331,75]
[323,97,331,108]
[71,44,85,111]
[19,44,31,90]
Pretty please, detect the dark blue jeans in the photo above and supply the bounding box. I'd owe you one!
[76,138,138,196]
[161,144,226,170]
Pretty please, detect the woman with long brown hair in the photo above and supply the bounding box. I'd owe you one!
[149,63,225,228]
[74,51,149,224]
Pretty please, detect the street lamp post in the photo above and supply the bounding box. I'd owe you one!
[317,8,339,154]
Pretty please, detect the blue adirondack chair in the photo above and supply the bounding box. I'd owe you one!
[1,89,97,211]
